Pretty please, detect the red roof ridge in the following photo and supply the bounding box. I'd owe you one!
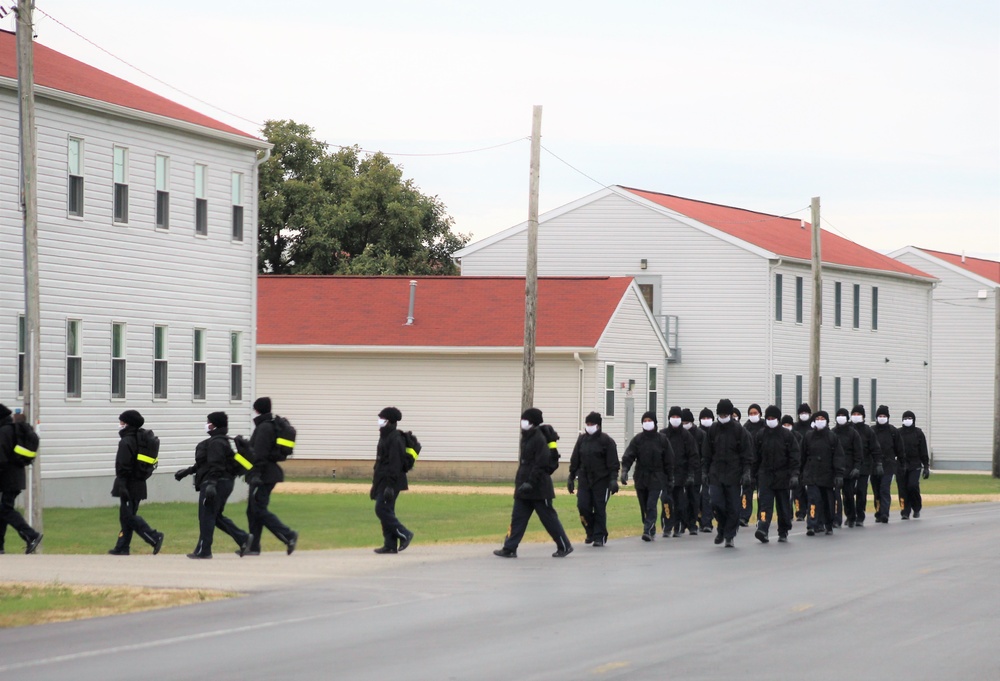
[914,247,1000,284]
[618,185,798,225]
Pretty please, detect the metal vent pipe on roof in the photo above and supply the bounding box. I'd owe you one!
[405,280,417,325]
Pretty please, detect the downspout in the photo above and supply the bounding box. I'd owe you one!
[574,352,585,432]
[250,146,271,421]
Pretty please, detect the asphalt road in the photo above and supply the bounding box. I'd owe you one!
[1,503,998,681]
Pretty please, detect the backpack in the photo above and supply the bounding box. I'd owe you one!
[270,415,296,461]
[10,421,40,467]
[134,428,160,480]
[228,435,255,477]
[400,431,421,472]
[538,424,560,474]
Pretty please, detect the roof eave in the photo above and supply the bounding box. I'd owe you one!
[774,256,938,284]
[257,344,600,355]
[886,246,999,289]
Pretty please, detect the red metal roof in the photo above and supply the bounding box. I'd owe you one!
[0,30,257,140]
[916,248,1000,284]
[622,187,933,279]
[258,276,636,347]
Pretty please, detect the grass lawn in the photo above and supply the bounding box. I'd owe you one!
[918,473,1000,495]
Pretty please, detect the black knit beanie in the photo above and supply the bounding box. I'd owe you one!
[253,397,272,414]
[641,410,657,425]
[764,405,781,420]
[716,399,734,416]
[379,407,403,423]
[521,408,543,426]
[119,410,145,428]
[207,411,228,428]
[585,411,603,426]
[680,408,695,424]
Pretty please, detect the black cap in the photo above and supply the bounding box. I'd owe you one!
[699,407,714,421]
[876,404,890,418]
[814,410,830,422]
[748,403,762,415]
[379,407,403,423]
[119,410,145,428]
[680,408,695,423]
[521,408,543,426]
[836,407,850,418]
[852,404,866,418]
[641,410,657,425]
[902,410,915,421]
[207,411,228,428]
[585,411,603,426]
[716,399,734,416]
[798,403,812,416]
[253,397,272,414]
[732,407,742,420]
[668,406,683,418]
[764,405,781,420]
[781,415,795,426]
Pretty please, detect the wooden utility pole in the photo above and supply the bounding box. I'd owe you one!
[808,197,821,410]
[993,288,999,478]
[521,105,542,412]
[17,2,43,533]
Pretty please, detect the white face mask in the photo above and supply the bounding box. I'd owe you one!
[205,423,212,433]
[814,419,827,430]
[253,410,260,418]
[799,413,811,422]
[520,420,532,431]
[783,424,793,431]
[378,418,389,428]
[748,414,760,423]
[682,422,693,430]
[902,418,914,427]
[669,417,682,428]
[877,416,888,425]
[836,415,848,426]
[700,419,713,428]
[585,424,598,435]
[118,423,127,431]
[851,414,863,424]
[642,421,656,431]
[717,415,731,424]
[766,418,779,428]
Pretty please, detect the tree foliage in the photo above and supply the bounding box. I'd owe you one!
[257,120,469,275]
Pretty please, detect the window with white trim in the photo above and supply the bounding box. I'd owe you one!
[68,138,84,216]
[795,276,804,324]
[154,325,168,399]
[67,319,82,398]
[230,331,243,401]
[195,164,208,235]
[872,286,879,330]
[834,282,842,327]
[647,366,657,414]
[774,274,783,321]
[113,146,129,223]
[112,322,126,399]
[774,374,782,412]
[17,314,25,396]
[193,328,206,400]
[155,155,170,228]
[605,363,615,417]
[231,172,244,241]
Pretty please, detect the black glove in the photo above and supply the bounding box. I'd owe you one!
[203,482,217,501]
[116,477,130,500]
[246,469,261,486]
[620,470,629,486]
[517,482,533,497]
[875,463,884,477]
[609,479,619,495]
[685,474,695,487]
[849,468,860,480]
[740,472,752,489]
[922,466,930,480]
[567,478,575,495]
[369,486,377,501]
[789,475,799,489]
[833,477,843,490]
[174,469,188,481]
[383,486,395,503]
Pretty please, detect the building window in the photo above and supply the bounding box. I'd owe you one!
[231,172,244,241]
[774,374,782,412]
[816,376,822,410]
[17,314,25,396]
[111,322,126,399]
[154,325,168,399]
[795,374,803,408]
[195,164,208,235]
[647,366,657,414]
[774,274,783,321]
[852,377,860,408]
[66,319,82,398]
[193,328,207,400]
[853,284,860,329]
[795,276,804,324]
[155,154,170,229]
[68,137,84,216]
[230,331,243,401]
[113,146,129,224]
[871,286,879,330]
[834,282,842,327]
[870,378,877,413]
[834,377,841,413]
[605,364,615,417]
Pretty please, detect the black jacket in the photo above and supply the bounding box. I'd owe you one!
[372,423,409,499]
[180,427,234,492]
[899,424,930,470]
[688,426,706,484]
[568,430,619,488]
[852,421,882,475]
[661,425,699,484]
[513,426,555,500]
[753,425,800,490]
[622,429,674,490]
[833,424,864,475]
[800,428,846,487]
[702,420,753,487]
[249,412,285,484]
[111,426,147,500]
[872,423,905,475]
[0,416,26,493]
[744,418,766,443]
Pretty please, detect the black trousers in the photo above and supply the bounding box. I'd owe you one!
[872,472,895,521]
[807,485,835,531]
[710,483,741,540]
[793,482,809,520]
[375,488,411,550]
[700,481,713,529]
[658,487,675,534]
[503,497,570,552]
[0,490,39,550]
[898,469,921,517]
[739,484,755,524]
[247,482,294,551]
[842,475,869,524]
[577,481,610,542]
[756,486,792,537]
[192,477,250,557]
[832,487,843,527]
[113,496,157,550]
[661,485,696,534]
[636,484,662,536]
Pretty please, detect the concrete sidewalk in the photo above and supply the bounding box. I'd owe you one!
[0,544,488,593]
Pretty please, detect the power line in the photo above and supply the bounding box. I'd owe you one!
[540,144,608,188]
[336,137,528,158]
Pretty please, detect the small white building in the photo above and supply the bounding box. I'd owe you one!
[456,186,937,432]
[888,247,999,470]
[0,31,270,505]
[255,275,670,476]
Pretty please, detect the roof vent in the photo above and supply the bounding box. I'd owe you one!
[405,280,417,325]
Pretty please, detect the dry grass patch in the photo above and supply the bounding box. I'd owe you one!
[0,582,234,628]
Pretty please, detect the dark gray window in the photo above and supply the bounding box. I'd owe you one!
[834,282,842,327]
[795,276,804,324]
[67,320,82,398]
[872,286,879,330]
[193,329,206,400]
[852,378,860,408]
[154,325,168,399]
[230,331,243,401]
[68,138,84,216]
[853,284,860,329]
[112,322,126,399]
[605,364,615,417]
[155,155,170,229]
[195,164,208,235]
[795,375,803,408]
[774,374,782,412]
[870,378,877,412]
[113,146,129,223]
[775,274,783,321]
[834,377,841,412]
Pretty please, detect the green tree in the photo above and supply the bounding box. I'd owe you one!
[257,120,469,275]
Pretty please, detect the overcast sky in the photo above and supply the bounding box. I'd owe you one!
[17,1,1000,258]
